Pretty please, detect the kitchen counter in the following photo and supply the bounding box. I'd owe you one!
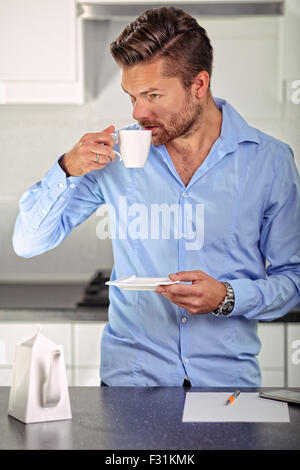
[0,282,299,322]
[0,386,300,450]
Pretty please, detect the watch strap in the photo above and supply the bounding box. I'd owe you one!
[212,282,235,316]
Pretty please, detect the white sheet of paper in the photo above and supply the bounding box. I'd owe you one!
[182,393,290,422]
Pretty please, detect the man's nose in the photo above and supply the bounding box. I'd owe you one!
[132,99,152,122]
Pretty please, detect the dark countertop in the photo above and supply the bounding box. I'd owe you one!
[0,386,300,450]
[0,282,299,322]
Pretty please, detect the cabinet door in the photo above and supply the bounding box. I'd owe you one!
[72,322,107,385]
[0,322,72,365]
[287,324,300,386]
[0,322,72,386]
[257,323,285,386]
[0,0,83,103]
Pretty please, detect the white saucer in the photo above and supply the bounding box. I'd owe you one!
[105,275,179,291]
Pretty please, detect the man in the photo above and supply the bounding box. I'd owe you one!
[13,7,300,387]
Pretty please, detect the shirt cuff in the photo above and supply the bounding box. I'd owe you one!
[228,278,258,317]
[43,155,83,198]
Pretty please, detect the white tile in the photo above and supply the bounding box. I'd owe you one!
[213,38,279,119]
[0,199,113,282]
[198,17,279,118]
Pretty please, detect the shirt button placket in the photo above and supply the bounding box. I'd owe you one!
[179,312,190,377]
[178,191,190,376]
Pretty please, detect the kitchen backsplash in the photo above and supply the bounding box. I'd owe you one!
[0,15,299,282]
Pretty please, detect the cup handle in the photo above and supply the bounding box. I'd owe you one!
[114,150,122,160]
[110,132,122,161]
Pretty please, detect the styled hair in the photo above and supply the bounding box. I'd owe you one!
[110,6,213,89]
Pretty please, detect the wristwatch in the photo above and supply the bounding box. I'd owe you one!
[212,282,235,316]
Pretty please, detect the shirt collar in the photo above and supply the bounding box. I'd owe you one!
[144,96,260,158]
[213,96,260,153]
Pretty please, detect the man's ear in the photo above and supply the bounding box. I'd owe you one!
[191,70,210,99]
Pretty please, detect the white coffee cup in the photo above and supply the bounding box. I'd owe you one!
[111,130,152,168]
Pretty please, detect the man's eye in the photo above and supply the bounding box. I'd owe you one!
[150,94,160,100]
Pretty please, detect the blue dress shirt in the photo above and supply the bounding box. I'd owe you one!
[13,97,300,387]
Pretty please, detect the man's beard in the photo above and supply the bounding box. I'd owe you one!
[139,90,203,146]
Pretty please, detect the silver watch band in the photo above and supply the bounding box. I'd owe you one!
[212,282,235,316]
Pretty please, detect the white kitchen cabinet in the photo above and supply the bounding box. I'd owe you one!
[0,322,72,365]
[73,367,101,386]
[0,320,106,386]
[72,321,106,386]
[257,323,285,386]
[287,324,300,386]
[0,365,73,387]
[0,0,84,103]
[257,322,300,387]
[73,322,106,366]
[0,322,73,386]
[0,319,296,387]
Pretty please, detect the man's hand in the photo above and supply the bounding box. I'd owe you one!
[155,270,227,315]
[59,125,117,177]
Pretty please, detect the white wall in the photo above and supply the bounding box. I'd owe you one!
[0,6,299,282]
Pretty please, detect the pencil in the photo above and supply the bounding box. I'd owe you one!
[225,390,240,406]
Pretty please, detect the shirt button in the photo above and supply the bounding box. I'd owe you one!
[70,183,75,189]
[181,316,188,324]
[58,182,64,188]
[180,233,186,238]
[184,358,189,364]
[182,192,188,198]
[41,209,47,215]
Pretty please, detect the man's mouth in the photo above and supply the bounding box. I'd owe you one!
[142,125,159,133]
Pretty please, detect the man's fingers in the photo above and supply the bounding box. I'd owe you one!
[160,293,188,310]
[156,283,202,297]
[92,133,116,147]
[78,125,118,170]
[159,291,199,313]
[81,125,116,148]
[169,270,210,282]
[86,154,112,166]
[88,161,108,171]
[87,143,116,162]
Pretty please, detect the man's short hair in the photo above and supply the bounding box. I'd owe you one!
[110,6,213,90]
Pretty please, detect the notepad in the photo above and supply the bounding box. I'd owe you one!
[182,392,290,422]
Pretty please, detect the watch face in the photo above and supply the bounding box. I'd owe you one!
[223,301,234,315]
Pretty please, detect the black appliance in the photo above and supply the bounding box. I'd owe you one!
[76,270,110,307]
